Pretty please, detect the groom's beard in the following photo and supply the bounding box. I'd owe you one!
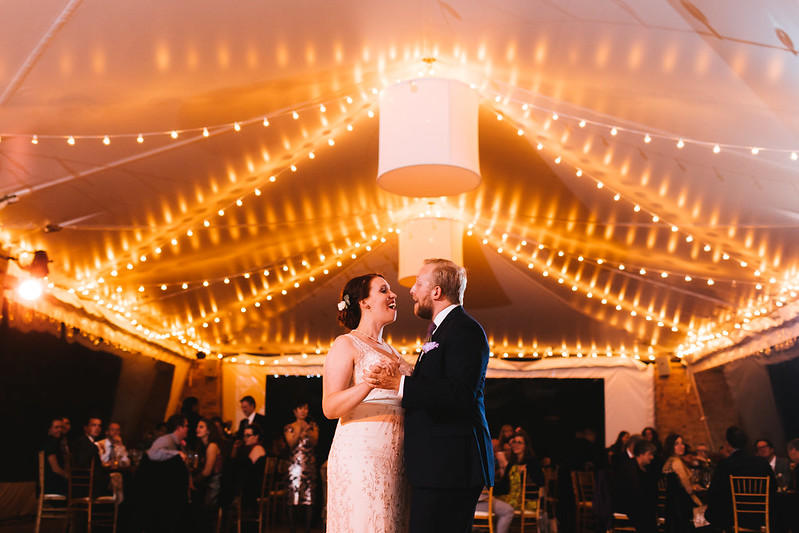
[414,297,433,320]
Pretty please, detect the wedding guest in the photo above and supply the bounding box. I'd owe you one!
[60,416,71,456]
[662,434,702,533]
[147,414,188,462]
[181,396,202,449]
[617,439,658,533]
[236,395,267,440]
[610,431,631,470]
[705,426,774,532]
[284,400,319,533]
[235,423,267,511]
[71,415,109,496]
[98,421,129,467]
[193,418,224,512]
[788,438,799,491]
[754,437,791,489]
[41,416,68,495]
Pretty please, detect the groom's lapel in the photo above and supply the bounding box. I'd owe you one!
[412,306,462,375]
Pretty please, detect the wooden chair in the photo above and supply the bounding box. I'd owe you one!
[730,476,770,533]
[67,459,118,533]
[473,486,494,533]
[656,475,667,531]
[267,459,289,525]
[514,467,541,533]
[238,457,277,533]
[35,450,68,533]
[571,470,595,533]
[611,512,637,533]
[543,465,559,519]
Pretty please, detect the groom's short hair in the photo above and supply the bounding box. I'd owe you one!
[424,258,466,304]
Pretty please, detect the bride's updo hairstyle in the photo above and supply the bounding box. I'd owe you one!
[337,273,382,330]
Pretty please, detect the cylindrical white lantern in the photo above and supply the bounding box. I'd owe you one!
[398,218,464,287]
[378,78,481,197]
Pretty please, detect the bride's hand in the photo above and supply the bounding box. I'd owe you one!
[362,363,385,389]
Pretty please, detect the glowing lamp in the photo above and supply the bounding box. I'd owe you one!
[18,278,43,301]
[398,218,463,287]
[377,78,481,197]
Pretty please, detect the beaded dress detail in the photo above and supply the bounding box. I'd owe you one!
[326,333,411,532]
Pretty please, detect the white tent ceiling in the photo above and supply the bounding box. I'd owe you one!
[2,0,799,365]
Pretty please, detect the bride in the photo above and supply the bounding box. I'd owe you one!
[323,273,413,532]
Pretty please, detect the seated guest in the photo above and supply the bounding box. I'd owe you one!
[754,437,791,490]
[134,414,191,532]
[98,421,129,467]
[41,416,68,495]
[475,433,515,533]
[495,429,544,510]
[235,423,267,511]
[71,415,110,496]
[193,418,224,510]
[609,431,631,470]
[181,396,202,450]
[788,438,799,491]
[60,416,71,456]
[617,439,658,533]
[147,414,189,462]
[662,434,702,533]
[705,426,774,533]
[497,424,515,456]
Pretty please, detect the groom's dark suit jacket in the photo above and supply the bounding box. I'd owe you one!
[402,305,494,489]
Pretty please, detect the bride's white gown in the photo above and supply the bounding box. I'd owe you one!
[326,334,411,532]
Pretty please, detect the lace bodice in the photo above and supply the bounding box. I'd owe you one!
[348,333,413,403]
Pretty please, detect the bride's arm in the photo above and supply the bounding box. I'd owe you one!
[322,336,375,419]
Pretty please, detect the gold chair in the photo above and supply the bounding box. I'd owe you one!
[67,459,118,533]
[611,512,637,533]
[35,450,68,533]
[514,467,541,533]
[542,465,558,519]
[238,457,277,533]
[473,486,495,533]
[571,470,595,533]
[267,459,289,526]
[656,475,667,531]
[730,476,770,533]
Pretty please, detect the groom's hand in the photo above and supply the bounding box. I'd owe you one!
[363,363,401,391]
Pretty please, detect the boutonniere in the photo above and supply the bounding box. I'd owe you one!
[421,341,439,354]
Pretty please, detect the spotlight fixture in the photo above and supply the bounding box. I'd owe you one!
[196,351,207,360]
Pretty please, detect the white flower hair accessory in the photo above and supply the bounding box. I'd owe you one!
[337,294,351,311]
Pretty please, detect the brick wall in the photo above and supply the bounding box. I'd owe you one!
[177,358,223,418]
[653,358,713,449]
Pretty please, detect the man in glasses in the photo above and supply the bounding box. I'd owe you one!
[147,414,189,462]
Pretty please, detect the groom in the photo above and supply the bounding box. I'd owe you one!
[367,258,494,532]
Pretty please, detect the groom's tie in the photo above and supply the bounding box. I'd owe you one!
[425,321,436,342]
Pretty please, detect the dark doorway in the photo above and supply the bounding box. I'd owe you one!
[484,377,605,462]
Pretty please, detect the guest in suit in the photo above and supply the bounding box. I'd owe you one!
[71,415,109,497]
[705,426,774,533]
[367,258,494,532]
[754,438,791,490]
[617,439,658,533]
[235,395,268,440]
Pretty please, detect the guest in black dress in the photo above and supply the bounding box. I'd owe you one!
[41,416,68,495]
[662,434,702,533]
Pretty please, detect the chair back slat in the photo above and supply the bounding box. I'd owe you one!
[730,476,770,533]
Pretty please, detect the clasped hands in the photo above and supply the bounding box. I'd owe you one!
[363,357,401,391]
